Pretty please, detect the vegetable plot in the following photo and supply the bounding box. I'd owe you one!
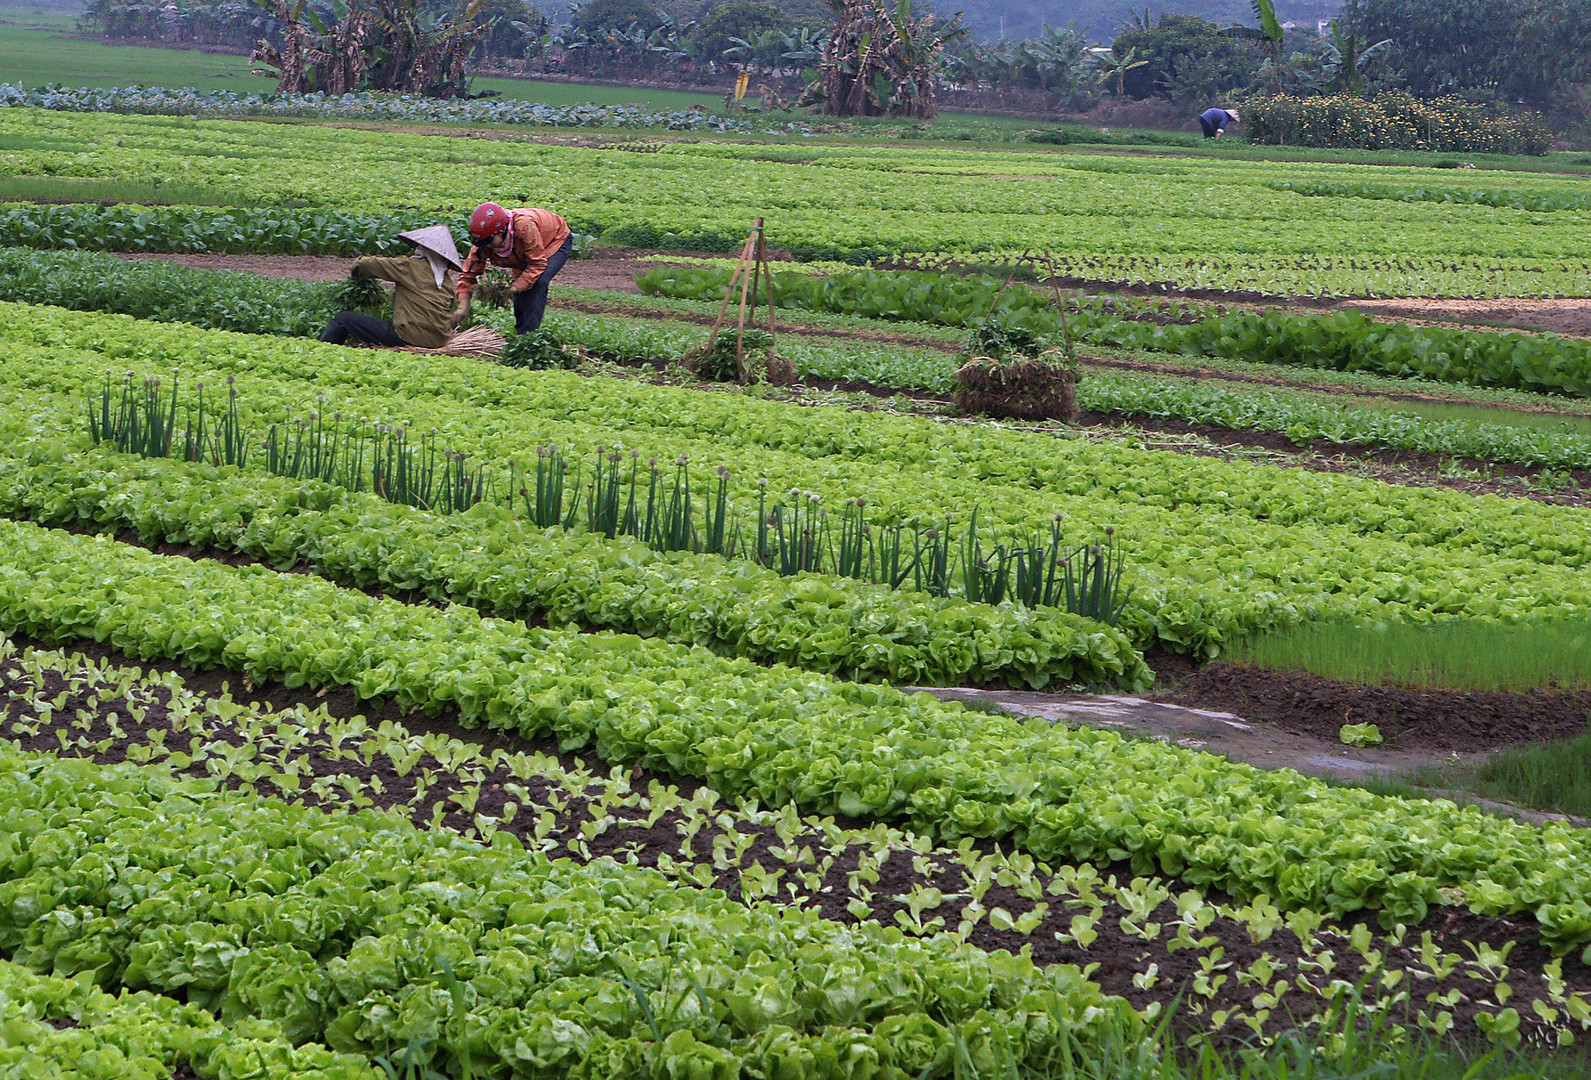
[0,745,1133,1077]
[5,110,1591,296]
[641,265,1591,398]
[0,443,1149,689]
[10,248,1591,471]
[8,639,1581,1049]
[10,303,1591,655]
[9,521,1591,946]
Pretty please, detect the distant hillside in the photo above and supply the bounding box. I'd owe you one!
[936,1,1343,41]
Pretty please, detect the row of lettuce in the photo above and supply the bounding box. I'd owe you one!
[9,247,1591,472]
[0,744,1131,1079]
[0,428,1149,690]
[13,304,1591,654]
[8,518,1591,950]
[640,265,1591,399]
[0,958,372,1080]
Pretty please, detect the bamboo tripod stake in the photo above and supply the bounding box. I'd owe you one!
[707,217,777,380]
[976,248,1075,362]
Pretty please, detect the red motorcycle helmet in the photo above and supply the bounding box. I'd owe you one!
[468,202,512,242]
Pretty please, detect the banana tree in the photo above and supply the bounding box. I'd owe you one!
[1224,0,1284,93]
[1322,21,1392,94]
[725,28,784,77]
[1092,44,1148,96]
[249,0,486,96]
[368,0,488,95]
[1031,24,1089,99]
[815,0,967,118]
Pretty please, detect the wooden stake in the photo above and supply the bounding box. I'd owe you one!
[708,227,756,344]
[704,218,778,382]
[734,217,763,378]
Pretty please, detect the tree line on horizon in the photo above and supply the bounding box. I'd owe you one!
[78,0,1590,131]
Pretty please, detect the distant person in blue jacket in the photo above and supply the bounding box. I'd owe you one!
[1199,108,1239,138]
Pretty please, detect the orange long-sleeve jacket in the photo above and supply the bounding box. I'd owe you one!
[455,207,571,302]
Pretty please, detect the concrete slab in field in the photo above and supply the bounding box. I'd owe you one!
[909,685,1585,828]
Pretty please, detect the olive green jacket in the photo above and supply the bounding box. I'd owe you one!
[352,255,456,350]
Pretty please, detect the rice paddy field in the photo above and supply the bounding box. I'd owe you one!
[5,76,1591,1079]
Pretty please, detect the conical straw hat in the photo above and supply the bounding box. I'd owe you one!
[397,225,463,269]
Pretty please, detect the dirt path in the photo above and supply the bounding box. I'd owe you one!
[920,680,1586,828]
[113,249,682,292]
[1337,297,1591,338]
[918,652,1591,825]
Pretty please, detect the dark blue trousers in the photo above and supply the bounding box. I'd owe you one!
[513,235,575,333]
[321,311,406,346]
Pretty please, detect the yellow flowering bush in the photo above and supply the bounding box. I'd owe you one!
[1242,92,1552,155]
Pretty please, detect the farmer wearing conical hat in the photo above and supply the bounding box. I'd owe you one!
[451,203,573,335]
[321,225,463,349]
[1199,107,1239,138]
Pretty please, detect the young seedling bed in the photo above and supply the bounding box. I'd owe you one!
[5,634,1587,1049]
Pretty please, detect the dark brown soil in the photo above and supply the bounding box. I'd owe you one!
[1157,660,1591,753]
[6,633,1588,1046]
[114,252,357,283]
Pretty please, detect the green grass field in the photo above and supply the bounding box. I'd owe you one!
[1229,618,1591,692]
[0,13,727,108]
[0,15,276,92]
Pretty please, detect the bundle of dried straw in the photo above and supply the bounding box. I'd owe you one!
[404,325,507,359]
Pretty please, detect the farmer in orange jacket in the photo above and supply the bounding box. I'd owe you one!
[450,203,573,335]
